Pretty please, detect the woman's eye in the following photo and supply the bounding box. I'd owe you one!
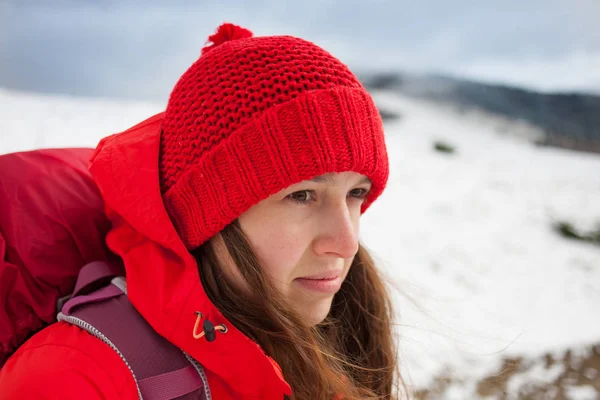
[287,188,370,204]
[349,188,369,199]
[287,190,315,204]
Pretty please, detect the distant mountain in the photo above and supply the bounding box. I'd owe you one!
[360,73,600,154]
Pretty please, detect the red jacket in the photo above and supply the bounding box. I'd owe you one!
[0,113,291,399]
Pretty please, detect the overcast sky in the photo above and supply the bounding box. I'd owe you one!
[1,0,599,101]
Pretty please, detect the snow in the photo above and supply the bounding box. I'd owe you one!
[0,88,162,153]
[363,92,600,397]
[2,87,600,398]
[566,385,598,400]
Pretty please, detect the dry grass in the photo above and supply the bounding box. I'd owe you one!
[414,343,600,399]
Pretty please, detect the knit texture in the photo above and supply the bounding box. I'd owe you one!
[160,24,389,250]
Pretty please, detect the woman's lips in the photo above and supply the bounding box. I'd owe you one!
[294,273,343,294]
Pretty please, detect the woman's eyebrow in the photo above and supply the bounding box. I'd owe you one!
[309,175,332,183]
[309,175,372,185]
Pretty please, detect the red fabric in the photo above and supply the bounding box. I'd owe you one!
[0,114,293,398]
[0,322,138,399]
[160,23,389,250]
[0,148,113,366]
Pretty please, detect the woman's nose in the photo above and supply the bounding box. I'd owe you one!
[312,202,360,259]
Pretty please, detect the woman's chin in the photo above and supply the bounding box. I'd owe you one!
[295,297,335,327]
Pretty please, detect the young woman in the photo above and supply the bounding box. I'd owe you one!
[0,23,400,399]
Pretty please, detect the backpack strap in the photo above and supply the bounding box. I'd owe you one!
[55,260,124,312]
[57,261,210,400]
[138,365,206,399]
[72,260,124,296]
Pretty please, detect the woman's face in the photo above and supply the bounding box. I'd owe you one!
[213,171,372,326]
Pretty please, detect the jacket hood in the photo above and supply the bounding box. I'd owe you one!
[89,113,291,398]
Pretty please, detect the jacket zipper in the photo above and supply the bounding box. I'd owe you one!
[57,312,144,400]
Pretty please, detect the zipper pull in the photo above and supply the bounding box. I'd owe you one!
[193,311,228,341]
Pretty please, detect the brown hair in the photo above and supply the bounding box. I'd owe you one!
[192,219,403,399]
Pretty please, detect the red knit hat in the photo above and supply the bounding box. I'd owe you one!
[160,23,389,250]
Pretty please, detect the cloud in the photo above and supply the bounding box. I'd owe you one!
[1,0,599,98]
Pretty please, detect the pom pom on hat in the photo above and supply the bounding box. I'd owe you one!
[202,23,253,55]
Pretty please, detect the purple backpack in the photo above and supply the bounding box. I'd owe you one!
[57,260,212,400]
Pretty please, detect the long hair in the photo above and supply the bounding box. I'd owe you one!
[192,219,402,399]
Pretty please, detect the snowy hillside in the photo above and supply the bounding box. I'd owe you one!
[360,73,600,154]
[2,87,600,399]
[366,91,600,399]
